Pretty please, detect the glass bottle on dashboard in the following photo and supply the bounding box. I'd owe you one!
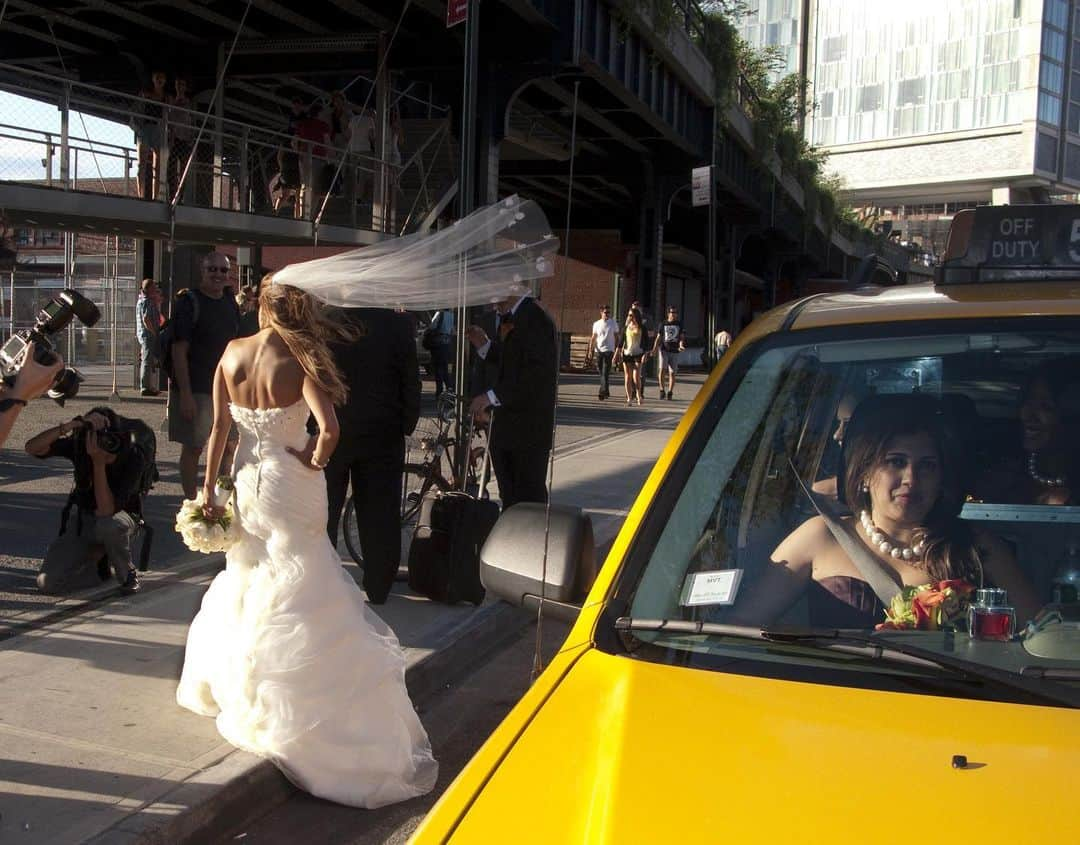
[967,588,1016,641]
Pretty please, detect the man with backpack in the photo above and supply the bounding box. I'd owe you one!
[25,406,157,595]
[162,252,239,499]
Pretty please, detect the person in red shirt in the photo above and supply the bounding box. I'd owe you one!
[294,105,331,217]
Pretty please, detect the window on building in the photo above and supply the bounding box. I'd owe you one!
[1045,27,1067,61]
[897,77,927,105]
[1036,131,1059,172]
[824,34,847,62]
[1066,141,1080,180]
[1039,91,1063,124]
[1041,60,1065,95]
[857,83,883,112]
[1069,103,1080,135]
[1046,0,1068,30]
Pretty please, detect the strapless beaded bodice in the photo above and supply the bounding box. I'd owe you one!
[229,399,310,447]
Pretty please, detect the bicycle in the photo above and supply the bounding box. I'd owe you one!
[340,392,487,569]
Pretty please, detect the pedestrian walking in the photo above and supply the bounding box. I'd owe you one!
[427,307,455,398]
[652,305,685,400]
[586,304,619,400]
[136,278,162,396]
[615,307,647,406]
[714,327,732,361]
[167,251,240,499]
[324,307,421,605]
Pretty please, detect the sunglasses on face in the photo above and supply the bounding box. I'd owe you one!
[204,266,229,274]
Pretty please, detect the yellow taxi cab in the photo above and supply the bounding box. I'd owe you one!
[411,206,1080,844]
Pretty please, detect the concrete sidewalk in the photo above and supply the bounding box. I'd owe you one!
[0,404,684,844]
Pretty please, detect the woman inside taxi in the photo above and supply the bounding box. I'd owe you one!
[976,359,1080,506]
[732,394,1039,629]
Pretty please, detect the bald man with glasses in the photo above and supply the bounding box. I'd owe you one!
[168,251,240,498]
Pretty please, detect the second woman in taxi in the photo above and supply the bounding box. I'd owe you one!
[734,394,1039,629]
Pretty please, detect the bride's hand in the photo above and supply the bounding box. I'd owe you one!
[201,489,225,520]
[286,435,320,471]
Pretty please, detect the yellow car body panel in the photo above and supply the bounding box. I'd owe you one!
[410,280,1080,844]
[423,649,1078,844]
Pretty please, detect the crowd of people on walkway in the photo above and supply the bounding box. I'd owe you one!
[129,68,403,222]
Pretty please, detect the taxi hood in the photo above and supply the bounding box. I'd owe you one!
[447,648,1079,844]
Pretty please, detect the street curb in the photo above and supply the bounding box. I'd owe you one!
[86,600,532,845]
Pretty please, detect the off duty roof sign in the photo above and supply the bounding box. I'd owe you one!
[938,204,1080,284]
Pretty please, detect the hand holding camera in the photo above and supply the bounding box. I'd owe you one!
[9,341,64,401]
[0,289,100,405]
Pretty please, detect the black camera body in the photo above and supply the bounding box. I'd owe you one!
[0,289,100,405]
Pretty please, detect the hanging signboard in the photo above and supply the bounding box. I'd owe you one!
[447,0,468,27]
[691,165,712,207]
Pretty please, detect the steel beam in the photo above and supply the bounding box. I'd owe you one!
[155,0,267,37]
[249,0,332,35]
[531,77,647,153]
[6,0,122,43]
[77,0,200,42]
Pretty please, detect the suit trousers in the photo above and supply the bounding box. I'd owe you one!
[325,436,405,604]
[491,445,550,509]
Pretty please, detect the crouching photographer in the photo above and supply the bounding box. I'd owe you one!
[25,407,156,596]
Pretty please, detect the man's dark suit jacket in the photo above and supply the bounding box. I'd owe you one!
[330,308,421,444]
[485,297,557,452]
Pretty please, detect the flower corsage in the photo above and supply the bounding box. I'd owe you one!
[175,476,240,554]
[876,579,976,631]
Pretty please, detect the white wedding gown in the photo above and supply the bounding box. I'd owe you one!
[176,399,438,808]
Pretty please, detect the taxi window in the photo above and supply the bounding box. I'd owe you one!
[623,323,1080,705]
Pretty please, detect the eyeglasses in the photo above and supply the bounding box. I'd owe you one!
[204,266,229,274]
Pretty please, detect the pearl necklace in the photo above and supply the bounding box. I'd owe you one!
[1027,452,1066,487]
[859,510,926,563]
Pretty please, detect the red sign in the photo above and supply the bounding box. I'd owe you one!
[447,0,468,27]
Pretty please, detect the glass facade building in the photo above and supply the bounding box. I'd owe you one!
[737,0,804,81]
[810,0,1027,147]
[739,1,1080,195]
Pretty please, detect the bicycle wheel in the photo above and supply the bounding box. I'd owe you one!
[340,463,450,571]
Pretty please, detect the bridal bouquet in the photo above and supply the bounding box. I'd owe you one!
[175,476,241,554]
[876,579,976,631]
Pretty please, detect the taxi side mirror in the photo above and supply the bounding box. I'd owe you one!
[480,503,597,622]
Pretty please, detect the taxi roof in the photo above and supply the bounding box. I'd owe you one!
[782,280,1080,332]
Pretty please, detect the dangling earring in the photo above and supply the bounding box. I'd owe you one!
[860,479,869,493]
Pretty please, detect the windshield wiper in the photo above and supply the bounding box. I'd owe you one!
[614,617,1080,708]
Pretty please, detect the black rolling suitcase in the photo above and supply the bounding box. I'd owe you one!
[407,417,499,605]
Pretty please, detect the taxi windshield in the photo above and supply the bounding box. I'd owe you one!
[620,319,1080,705]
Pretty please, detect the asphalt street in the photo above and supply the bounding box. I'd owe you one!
[0,367,698,635]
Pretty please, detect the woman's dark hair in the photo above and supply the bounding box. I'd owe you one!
[839,394,982,585]
[625,308,642,328]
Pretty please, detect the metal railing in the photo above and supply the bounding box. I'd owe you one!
[0,62,456,235]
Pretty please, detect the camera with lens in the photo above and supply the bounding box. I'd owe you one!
[0,289,100,405]
[71,416,128,455]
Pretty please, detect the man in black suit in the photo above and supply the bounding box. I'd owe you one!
[325,308,421,604]
[468,293,557,508]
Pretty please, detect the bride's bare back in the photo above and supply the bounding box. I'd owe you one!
[220,328,306,410]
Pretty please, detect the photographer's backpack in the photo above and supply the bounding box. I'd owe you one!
[121,416,160,571]
[159,289,199,380]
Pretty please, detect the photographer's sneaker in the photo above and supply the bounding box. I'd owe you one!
[119,570,140,595]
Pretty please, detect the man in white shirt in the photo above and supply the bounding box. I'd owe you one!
[586,305,619,400]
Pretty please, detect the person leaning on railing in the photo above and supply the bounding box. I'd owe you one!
[0,341,65,449]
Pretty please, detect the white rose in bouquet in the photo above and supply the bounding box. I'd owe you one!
[175,477,241,554]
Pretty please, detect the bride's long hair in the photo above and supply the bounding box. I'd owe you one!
[258,277,360,405]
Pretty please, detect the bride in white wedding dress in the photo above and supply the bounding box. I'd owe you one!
[176,281,437,808]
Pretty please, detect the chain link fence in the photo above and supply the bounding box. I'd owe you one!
[1,235,141,390]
